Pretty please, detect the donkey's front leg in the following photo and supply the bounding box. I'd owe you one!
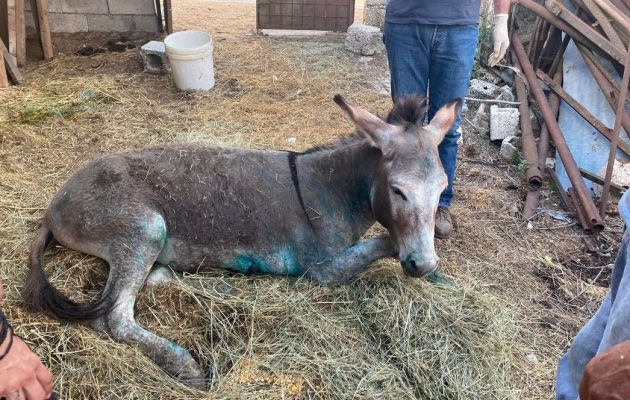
[309,235,397,286]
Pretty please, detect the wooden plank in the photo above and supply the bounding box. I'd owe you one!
[7,0,15,56]
[15,0,24,66]
[0,38,8,88]
[32,0,52,59]
[1,37,22,83]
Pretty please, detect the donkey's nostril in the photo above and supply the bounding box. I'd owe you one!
[408,258,417,270]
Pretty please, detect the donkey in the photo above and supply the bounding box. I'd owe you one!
[23,95,460,388]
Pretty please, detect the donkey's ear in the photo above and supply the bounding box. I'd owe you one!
[427,98,462,143]
[334,95,398,151]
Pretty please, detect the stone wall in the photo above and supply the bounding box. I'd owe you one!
[25,0,159,34]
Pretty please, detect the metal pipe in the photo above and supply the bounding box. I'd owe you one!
[599,44,630,217]
[568,187,592,231]
[512,50,543,189]
[524,70,562,220]
[512,33,604,231]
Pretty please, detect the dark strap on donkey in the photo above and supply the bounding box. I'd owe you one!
[287,152,315,229]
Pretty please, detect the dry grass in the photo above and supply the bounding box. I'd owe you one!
[0,0,623,399]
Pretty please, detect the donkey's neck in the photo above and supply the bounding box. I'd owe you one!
[298,138,380,236]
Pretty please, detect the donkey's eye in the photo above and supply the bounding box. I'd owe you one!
[391,186,408,201]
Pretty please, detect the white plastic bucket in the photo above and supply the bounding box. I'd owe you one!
[164,31,215,91]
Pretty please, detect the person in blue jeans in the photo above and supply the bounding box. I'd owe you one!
[556,189,630,399]
[384,0,510,237]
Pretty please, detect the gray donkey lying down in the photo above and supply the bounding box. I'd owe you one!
[23,95,460,387]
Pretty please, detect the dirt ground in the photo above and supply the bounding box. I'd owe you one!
[0,0,625,399]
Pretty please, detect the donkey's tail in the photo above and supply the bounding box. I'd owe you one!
[22,225,112,321]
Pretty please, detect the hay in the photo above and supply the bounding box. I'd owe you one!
[0,0,621,398]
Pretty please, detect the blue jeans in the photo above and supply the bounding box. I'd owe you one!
[556,228,630,399]
[384,22,478,208]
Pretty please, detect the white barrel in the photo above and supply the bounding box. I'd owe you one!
[164,31,215,91]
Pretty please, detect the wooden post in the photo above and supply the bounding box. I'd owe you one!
[7,0,16,56]
[0,38,8,88]
[30,0,52,59]
[15,0,25,66]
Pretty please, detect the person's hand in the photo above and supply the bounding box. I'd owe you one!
[579,340,630,400]
[0,334,53,400]
[488,14,509,67]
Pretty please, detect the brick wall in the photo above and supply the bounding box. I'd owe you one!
[26,0,159,34]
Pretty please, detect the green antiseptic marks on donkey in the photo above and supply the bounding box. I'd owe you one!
[231,248,302,276]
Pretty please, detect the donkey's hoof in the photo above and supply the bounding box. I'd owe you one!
[146,265,174,286]
[177,360,209,389]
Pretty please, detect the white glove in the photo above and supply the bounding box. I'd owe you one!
[488,14,509,67]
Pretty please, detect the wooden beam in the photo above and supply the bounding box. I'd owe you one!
[15,0,25,66]
[1,37,22,83]
[0,38,8,88]
[30,0,52,59]
[7,0,16,56]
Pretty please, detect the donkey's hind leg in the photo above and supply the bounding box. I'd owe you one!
[100,217,206,388]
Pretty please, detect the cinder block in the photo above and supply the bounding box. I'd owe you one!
[61,0,108,14]
[133,14,159,32]
[141,40,170,74]
[107,0,156,15]
[490,105,520,141]
[49,13,89,33]
[87,14,134,32]
[25,0,63,13]
[345,23,380,56]
[469,78,500,98]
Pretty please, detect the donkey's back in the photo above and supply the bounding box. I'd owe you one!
[46,143,306,274]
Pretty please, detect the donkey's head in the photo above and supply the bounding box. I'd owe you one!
[334,95,461,277]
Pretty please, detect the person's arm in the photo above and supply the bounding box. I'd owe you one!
[488,0,511,66]
[0,281,54,400]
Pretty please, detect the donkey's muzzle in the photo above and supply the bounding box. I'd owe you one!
[401,253,438,277]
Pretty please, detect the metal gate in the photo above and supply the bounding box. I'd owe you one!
[256,0,355,32]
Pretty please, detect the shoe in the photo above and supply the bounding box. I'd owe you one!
[435,207,453,238]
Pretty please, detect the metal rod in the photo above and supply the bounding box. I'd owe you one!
[545,0,626,64]
[579,44,630,105]
[579,167,626,196]
[577,44,630,137]
[547,167,577,213]
[513,33,604,231]
[581,0,625,49]
[536,68,630,157]
[591,0,630,34]
[599,44,630,217]
[512,50,543,189]
[548,33,571,77]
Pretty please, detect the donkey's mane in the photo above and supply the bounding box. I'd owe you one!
[299,95,427,155]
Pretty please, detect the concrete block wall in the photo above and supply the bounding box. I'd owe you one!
[25,0,159,34]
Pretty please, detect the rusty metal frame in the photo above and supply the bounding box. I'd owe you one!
[513,32,604,231]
